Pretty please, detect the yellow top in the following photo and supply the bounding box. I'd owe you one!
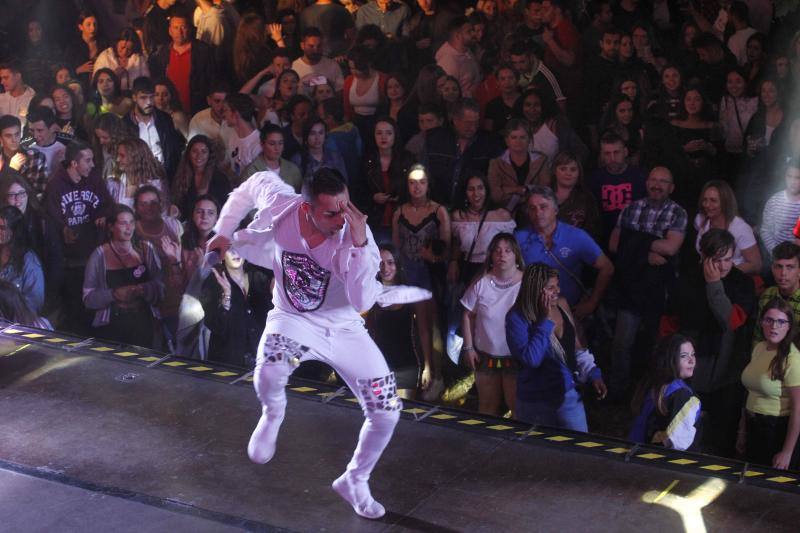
[742,342,800,417]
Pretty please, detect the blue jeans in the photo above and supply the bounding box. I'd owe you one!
[515,388,588,432]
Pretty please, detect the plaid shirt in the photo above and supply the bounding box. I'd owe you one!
[617,197,688,238]
[1,148,48,199]
[753,286,800,344]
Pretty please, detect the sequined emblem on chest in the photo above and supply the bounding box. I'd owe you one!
[281,251,331,312]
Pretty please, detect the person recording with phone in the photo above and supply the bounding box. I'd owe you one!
[201,247,272,369]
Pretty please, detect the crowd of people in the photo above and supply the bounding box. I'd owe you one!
[0,0,799,471]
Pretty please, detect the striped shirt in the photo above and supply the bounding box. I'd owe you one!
[519,60,566,103]
[760,190,800,253]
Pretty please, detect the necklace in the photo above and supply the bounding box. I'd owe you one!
[466,206,483,218]
[490,274,518,289]
[110,240,132,256]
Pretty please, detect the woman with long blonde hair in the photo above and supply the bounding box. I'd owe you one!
[108,137,168,209]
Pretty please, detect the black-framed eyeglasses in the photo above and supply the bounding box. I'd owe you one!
[762,317,790,328]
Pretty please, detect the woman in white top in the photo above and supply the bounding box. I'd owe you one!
[719,68,758,156]
[93,28,149,92]
[344,45,385,142]
[460,233,524,416]
[449,172,515,286]
[695,180,762,274]
[108,137,169,210]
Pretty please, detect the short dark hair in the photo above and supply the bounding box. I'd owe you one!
[131,76,155,95]
[0,60,22,74]
[347,45,373,73]
[588,0,611,20]
[600,130,625,147]
[301,26,323,41]
[320,97,344,123]
[208,80,230,95]
[225,93,256,123]
[729,1,749,24]
[65,140,92,163]
[259,123,284,142]
[448,15,471,37]
[26,106,57,127]
[787,157,800,172]
[133,184,162,207]
[0,114,21,132]
[418,103,443,119]
[453,98,481,119]
[301,167,347,203]
[699,228,736,258]
[601,26,622,39]
[270,48,290,62]
[285,94,312,116]
[773,241,800,263]
[694,32,722,51]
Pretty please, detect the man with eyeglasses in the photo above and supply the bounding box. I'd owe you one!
[608,166,687,399]
[665,228,756,457]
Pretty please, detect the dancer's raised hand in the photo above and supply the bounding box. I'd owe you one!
[342,201,368,247]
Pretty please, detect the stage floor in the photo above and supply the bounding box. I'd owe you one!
[1,331,798,532]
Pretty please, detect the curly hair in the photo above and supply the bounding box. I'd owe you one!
[116,137,166,187]
[91,113,133,179]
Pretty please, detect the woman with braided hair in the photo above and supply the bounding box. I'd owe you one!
[506,263,607,431]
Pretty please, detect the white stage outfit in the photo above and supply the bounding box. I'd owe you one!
[214,170,401,519]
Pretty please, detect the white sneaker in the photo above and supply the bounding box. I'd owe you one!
[421,377,444,402]
[332,473,386,519]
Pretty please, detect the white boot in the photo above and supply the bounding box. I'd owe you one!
[332,410,399,519]
[247,406,283,464]
[331,473,386,519]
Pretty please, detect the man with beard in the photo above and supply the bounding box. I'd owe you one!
[123,76,184,179]
[608,166,687,398]
[435,15,479,97]
[291,27,344,93]
[207,167,412,520]
[588,131,646,248]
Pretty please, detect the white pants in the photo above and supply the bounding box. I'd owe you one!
[253,325,401,482]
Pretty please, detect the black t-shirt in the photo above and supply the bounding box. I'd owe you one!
[511,156,530,186]
[485,96,520,135]
[299,4,354,57]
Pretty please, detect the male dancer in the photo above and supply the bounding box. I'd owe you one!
[208,167,400,519]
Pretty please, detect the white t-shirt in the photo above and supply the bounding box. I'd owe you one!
[460,275,521,356]
[188,108,234,162]
[0,86,35,126]
[224,128,262,178]
[216,171,382,349]
[451,219,517,264]
[291,57,344,93]
[31,140,66,177]
[694,214,757,266]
